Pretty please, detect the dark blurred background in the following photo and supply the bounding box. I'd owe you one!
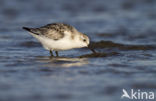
[1,0,156,38]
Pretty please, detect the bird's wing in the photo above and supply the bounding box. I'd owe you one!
[23,27,64,40]
[39,23,73,40]
[41,28,65,40]
[23,27,41,35]
[23,23,74,40]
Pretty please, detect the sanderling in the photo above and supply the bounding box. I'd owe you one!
[23,23,90,57]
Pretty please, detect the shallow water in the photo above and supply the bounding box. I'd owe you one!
[0,0,156,101]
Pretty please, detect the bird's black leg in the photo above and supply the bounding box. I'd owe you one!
[49,50,53,57]
[55,51,59,57]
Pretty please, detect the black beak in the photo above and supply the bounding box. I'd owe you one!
[87,41,97,53]
[90,48,96,53]
[87,46,96,53]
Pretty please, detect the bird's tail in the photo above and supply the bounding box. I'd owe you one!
[23,27,33,32]
[22,27,40,35]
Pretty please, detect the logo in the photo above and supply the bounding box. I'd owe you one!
[121,89,155,100]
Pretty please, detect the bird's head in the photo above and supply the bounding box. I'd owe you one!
[78,33,90,48]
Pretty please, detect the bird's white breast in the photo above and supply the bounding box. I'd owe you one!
[31,33,79,51]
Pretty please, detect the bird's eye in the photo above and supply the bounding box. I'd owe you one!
[83,39,86,42]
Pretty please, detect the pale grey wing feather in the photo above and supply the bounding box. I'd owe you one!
[39,23,74,40]
[29,27,64,40]
[43,28,64,40]
[24,23,74,40]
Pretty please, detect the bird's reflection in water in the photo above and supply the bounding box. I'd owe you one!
[35,56,88,67]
